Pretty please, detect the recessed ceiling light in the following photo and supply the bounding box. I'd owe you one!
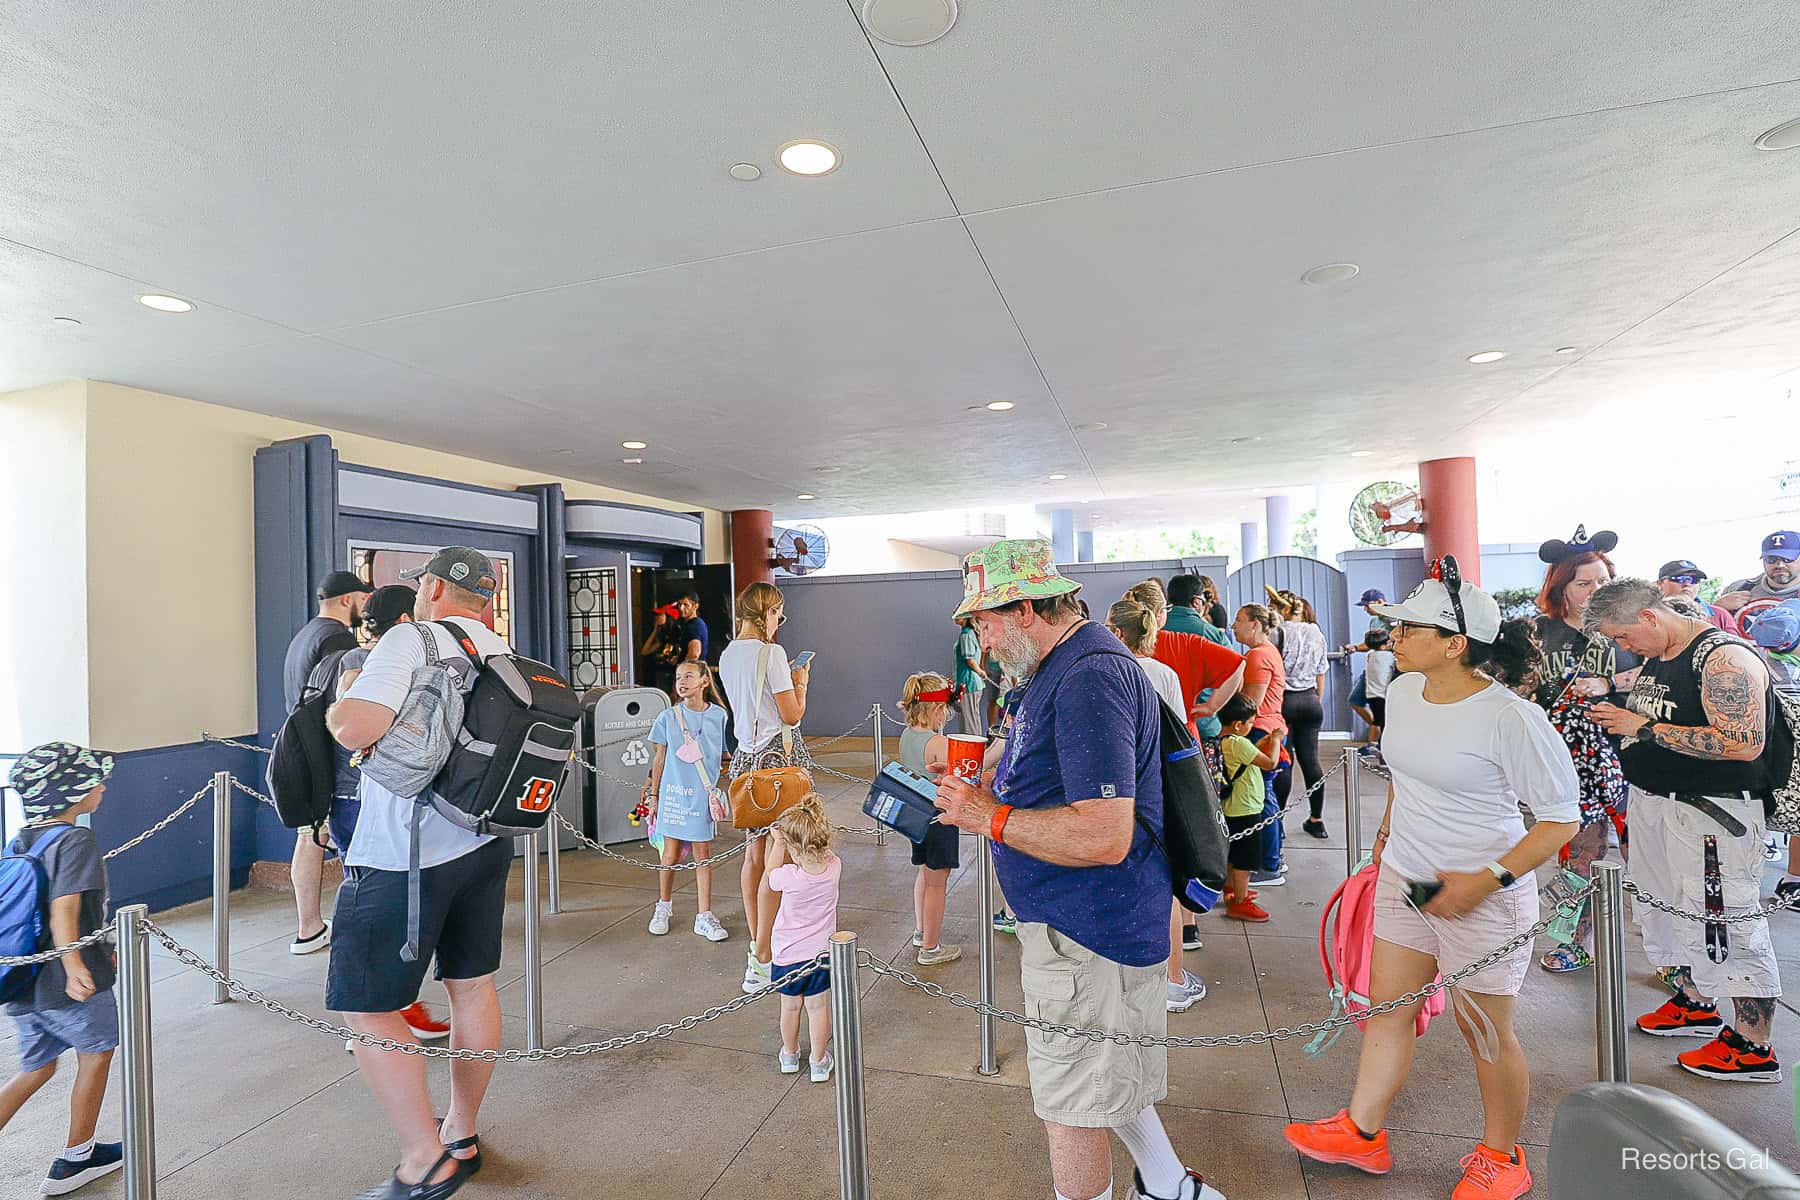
[796,493,817,501]
[52,316,82,326]
[779,141,840,176]
[1555,346,1578,354]
[621,440,648,450]
[621,456,644,464]
[1754,118,1800,151]
[728,163,762,181]
[1047,473,1067,480]
[861,0,958,46]
[1301,262,1360,286]
[1075,421,1108,432]
[1466,350,1506,364]
[1350,450,1374,458]
[137,293,194,313]
[985,400,1015,411]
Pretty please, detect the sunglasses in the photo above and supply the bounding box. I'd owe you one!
[1429,554,1468,638]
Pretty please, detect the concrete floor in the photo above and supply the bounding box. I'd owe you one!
[3,745,1798,1198]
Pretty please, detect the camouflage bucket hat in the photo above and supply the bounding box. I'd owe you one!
[952,538,1081,621]
[7,741,115,821]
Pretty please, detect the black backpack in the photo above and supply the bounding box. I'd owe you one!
[267,649,351,844]
[1689,631,1800,833]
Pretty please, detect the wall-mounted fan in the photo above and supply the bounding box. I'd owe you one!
[772,524,832,576]
[1348,482,1424,547]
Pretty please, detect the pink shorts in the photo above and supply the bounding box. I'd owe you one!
[1372,866,1538,997]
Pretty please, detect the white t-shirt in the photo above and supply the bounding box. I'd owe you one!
[1364,650,1397,698]
[341,616,506,871]
[1378,672,1581,887]
[1135,654,1187,718]
[719,638,793,754]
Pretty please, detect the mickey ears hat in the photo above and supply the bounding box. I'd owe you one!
[1538,524,1619,565]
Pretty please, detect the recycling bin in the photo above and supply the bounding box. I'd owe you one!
[587,687,671,845]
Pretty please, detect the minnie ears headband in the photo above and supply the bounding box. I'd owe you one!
[1538,524,1619,565]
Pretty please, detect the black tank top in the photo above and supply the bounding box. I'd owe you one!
[1619,628,1764,796]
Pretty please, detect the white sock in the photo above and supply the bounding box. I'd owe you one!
[1116,1106,1185,1198]
[1055,1188,1112,1200]
[63,1139,94,1162]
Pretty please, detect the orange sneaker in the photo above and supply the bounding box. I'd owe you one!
[1452,1143,1532,1200]
[1225,900,1271,923]
[1282,1109,1392,1174]
[1635,993,1723,1038]
[401,1002,451,1041]
[1677,1027,1783,1083]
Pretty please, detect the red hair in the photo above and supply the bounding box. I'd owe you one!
[1536,551,1615,620]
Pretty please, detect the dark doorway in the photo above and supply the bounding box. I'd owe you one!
[631,563,735,697]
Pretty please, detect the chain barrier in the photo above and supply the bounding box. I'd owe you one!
[203,732,270,755]
[797,712,876,753]
[551,810,761,870]
[811,762,877,786]
[145,918,821,1060]
[0,925,116,967]
[1622,879,1800,924]
[1361,758,1393,782]
[859,878,1601,1048]
[1223,756,1346,842]
[228,777,279,808]
[100,782,216,862]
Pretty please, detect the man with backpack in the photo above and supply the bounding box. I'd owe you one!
[282,569,371,957]
[1588,578,1785,1083]
[1,743,124,1194]
[932,540,1224,1200]
[325,548,514,1200]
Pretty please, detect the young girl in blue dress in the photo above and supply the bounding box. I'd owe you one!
[645,660,731,941]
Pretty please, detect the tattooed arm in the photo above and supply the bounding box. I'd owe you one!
[1644,643,1769,761]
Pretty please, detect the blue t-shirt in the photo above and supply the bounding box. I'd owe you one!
[1163,605,1232,740]
[682,615,710,661]
[648,703,729,814]
[992,622,1170,967]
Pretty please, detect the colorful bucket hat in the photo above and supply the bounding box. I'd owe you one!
[7,741,115,821]
[952,538,1081,621]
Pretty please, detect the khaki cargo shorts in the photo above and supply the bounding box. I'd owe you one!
[1016,921,1168,1128]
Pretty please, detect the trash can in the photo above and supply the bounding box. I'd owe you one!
[588,687,671,845]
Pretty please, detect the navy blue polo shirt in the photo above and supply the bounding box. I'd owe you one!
[992,621,1170,967]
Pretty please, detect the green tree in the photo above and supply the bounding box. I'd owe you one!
[1292,509,1318,560]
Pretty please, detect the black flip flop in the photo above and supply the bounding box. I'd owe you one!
[438,1117,481,1175]
[356,1149,471,1200]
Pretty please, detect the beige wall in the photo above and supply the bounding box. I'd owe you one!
[0,381,91,749]
[60,381,723,750]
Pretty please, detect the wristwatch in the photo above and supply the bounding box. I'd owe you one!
[1485,861,1516,888]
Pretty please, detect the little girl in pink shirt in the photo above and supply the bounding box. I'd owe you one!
[766,795,841,1082]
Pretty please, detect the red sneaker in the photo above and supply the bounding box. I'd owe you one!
[402,1002,451,1041]
[1222,889,1260,905]
[1635,994,1724,1038]
[1677,1027,1783,1083]
[1452,1143,1532,1200]
[1282,1109,1392,1175]
[1225,900,1271,923]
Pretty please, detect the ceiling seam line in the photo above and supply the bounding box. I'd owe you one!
[1450,221,1800,437]
[953,216,1106,496]
[840,0,964,215]
[954,74,1800,223]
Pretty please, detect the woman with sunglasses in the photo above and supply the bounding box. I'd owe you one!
[719,581,813,994]
[1285,561,1580,1200]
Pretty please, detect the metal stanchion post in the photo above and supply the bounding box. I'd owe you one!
[1593,861,1629,1083]
[870,703,887,846]
[1342,750,1362,877]
[116,904,158,1200]
[976,836,999,1076]
[829,932,871,1200]
[550,727,573,916]
[212,770,231,1005]
[523,830,545,1051]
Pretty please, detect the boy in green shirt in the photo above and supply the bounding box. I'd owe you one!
[1218,695,1281,924]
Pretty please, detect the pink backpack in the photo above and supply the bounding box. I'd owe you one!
[1304,861,1447,1056]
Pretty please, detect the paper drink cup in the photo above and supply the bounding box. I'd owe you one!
[946,734,987,785]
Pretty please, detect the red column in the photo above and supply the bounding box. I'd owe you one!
[1419,456,1481,585]
[730,509,774,589]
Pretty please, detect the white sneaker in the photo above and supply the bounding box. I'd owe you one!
[910,928,924,948]
[1131,1167,1226,1200]
[648,900,673,936]
[742,956,772,994]
[694,911,729,942]
[1167,970,1208,1013]
[1765,835,1783,863]
[290,921,331,955]
[778,1048,801,1074]
[810,1051,834,1083]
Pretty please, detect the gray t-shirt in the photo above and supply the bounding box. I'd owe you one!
[4,823,113,1013]
[283,616,358,711]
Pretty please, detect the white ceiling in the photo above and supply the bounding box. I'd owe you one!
[3,3,1799,521]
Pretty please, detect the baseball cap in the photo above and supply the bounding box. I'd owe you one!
[1370,576,1502,643]
[363,584,418,633]
[317,570,373,600]
[1761,531,1800,562]
[1656,559,1707,582]
[399,546,498,599]
[1748,602,1800,655]
[7,742,115,822]
[1358,588,1386,605]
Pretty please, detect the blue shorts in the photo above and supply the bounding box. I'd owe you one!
[772,959,832,998]
[11,991,120,1070]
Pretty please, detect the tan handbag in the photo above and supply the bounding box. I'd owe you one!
[728,644,813,829]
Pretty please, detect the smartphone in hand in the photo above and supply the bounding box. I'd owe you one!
[791,650,816,670]
[1406,878,1446,910]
